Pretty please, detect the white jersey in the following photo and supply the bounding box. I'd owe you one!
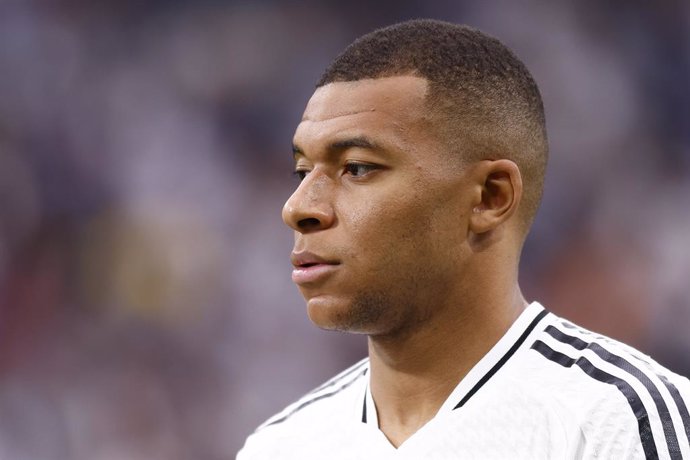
[238,303,690,459]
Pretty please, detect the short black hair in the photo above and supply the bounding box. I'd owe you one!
[318,19,548,233]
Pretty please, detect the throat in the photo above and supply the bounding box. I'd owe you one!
[366,293,528,448]
[366,299,524,448]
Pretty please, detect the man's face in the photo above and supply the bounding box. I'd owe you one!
[283,76,475,338]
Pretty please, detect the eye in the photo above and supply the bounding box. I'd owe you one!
[292,169,310,182]
[344,162,378,178]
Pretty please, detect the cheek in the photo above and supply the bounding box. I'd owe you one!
[346,196,438,267]
[336,182,468,268]
[346,195,416,242]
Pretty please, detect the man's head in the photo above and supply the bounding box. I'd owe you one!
[319,19,548,232]
[282,20,548,337]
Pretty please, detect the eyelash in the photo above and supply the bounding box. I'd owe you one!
[344,162,378,177]
[293,162,378,182]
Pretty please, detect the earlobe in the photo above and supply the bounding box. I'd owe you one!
[468,160,522,234]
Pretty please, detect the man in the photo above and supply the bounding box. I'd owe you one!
[239,19,690,459]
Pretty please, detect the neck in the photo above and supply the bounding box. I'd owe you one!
[367,281,527,447]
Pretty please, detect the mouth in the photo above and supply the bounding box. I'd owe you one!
[290,252,340,285]
[297,262,320,268]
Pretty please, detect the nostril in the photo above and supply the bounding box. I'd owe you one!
[297,217,321,230]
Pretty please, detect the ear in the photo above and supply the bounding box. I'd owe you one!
[468,159,523,234]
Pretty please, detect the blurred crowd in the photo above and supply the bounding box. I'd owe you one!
[0,0,688,458]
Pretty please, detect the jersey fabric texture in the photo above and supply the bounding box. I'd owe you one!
[238,303,690,459]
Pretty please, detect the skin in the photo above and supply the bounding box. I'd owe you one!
[282,75,528,447]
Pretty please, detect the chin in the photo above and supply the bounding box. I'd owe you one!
[305,294,390,335]
[306,297,361,333]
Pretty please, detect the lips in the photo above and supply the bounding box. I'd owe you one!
[290,251,340,285]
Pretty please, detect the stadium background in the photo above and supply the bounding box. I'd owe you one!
[0,0,688,458]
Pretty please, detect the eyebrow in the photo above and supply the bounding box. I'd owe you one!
[292,136,380,158]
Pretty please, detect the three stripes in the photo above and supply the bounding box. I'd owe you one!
[262,359,369,429]
[533,322,690,459]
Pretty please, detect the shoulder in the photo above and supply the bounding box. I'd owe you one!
[521,309,690,459]
[238,358,369,459]
[258,357,369,430]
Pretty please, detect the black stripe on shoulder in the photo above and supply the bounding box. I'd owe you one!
[531,340,658,460]
[657,374,690,448]
[546,324,683,458]
[263,367,368,429]
[453,308,548,409]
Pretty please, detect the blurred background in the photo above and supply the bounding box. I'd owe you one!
[0,0,688,458]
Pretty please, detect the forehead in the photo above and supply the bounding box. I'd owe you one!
[294,76,430,149]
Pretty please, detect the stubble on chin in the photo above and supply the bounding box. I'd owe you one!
[323,290,432,342]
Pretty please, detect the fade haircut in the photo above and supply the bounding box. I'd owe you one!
[318,19,548,235]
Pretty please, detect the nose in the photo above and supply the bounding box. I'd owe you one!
[282,172,335,233]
